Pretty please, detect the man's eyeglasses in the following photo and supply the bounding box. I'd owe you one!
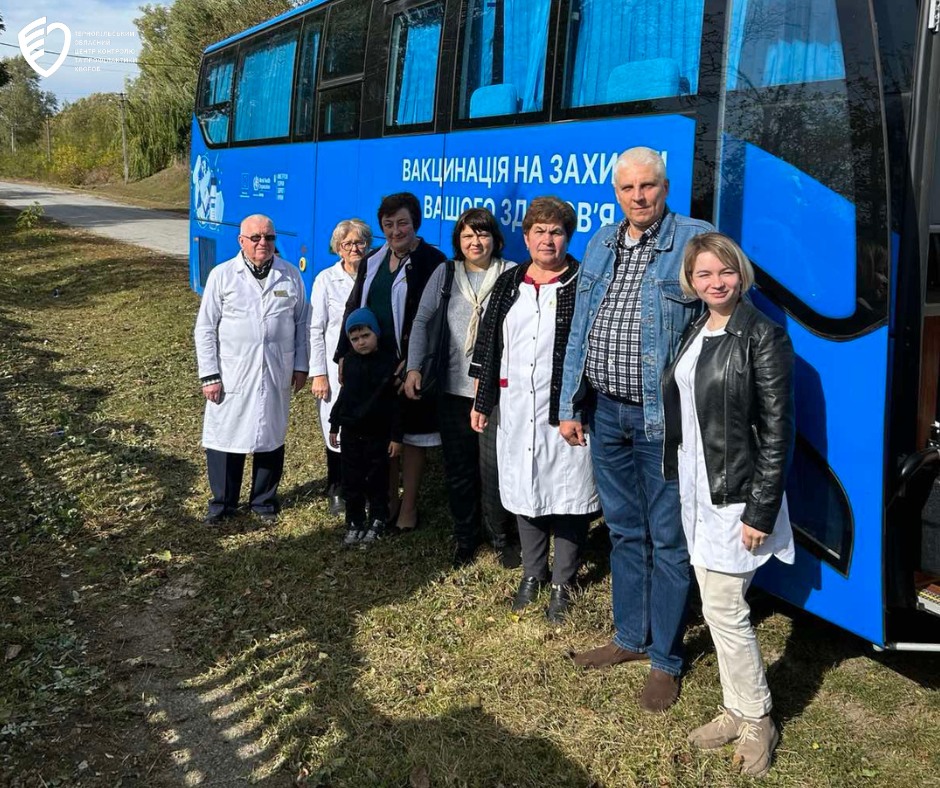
[340,240,367,250]
[241,233,276,244]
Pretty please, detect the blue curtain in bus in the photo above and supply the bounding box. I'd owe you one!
[727,0,845,90]
[566,0,705,107]
[504,0,550,112]
[396,16,443,125]
[234,34,297,141]
[204,60,233,143]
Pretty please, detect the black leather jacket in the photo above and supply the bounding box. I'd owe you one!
[662,298,795,533]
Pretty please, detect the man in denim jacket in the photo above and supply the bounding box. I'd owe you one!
[559,147,713,711]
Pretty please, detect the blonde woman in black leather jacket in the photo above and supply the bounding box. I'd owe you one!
[662,232,795,778]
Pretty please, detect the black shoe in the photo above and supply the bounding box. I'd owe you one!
[498,542,522,570]
[253,510,278,524]
[546,584,573,623]
[512,576,546,612]
[327,484,344,517]
[204,508,235,525]
[453,542,478,568]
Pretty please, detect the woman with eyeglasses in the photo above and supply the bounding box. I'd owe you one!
[404,208,520,568]
[309,219,373,516]
[335,193,446,535]
[470,197,599,622]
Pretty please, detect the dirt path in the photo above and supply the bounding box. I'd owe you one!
[0,181,188,257]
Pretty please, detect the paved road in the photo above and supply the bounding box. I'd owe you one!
[0,180,189,257]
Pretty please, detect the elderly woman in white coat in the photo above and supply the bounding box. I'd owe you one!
[195,214,310,524]
[662,232,794,778]
[470,197,599,623]
[309,218,373,515]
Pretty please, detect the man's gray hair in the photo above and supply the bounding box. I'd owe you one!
[330,218,373,254]
[240,214,275,233]
[612,147,667,184]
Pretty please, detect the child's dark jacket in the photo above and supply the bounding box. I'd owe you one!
[329,350,403,441]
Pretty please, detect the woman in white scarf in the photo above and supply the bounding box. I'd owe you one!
[405,209,519,568]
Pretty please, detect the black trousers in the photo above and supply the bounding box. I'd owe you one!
[206,445,284,516]
[517,513,591,587]
[326,449,342,488]
[438,394,517,550]
[340,430,390,524]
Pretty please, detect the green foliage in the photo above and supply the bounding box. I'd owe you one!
[0,56,56,152]
[14,201,43,230]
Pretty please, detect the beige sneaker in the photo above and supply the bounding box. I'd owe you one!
[732,715,779,777]
[688,707,744,749]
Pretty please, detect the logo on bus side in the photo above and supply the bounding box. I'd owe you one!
[18,17,71,78]
[193,154,225,226]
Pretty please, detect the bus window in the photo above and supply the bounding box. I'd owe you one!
[233,26,299,142]
[457,0,551,120]
[561,0,705,108]
[727,0,845,90]
[323,0,371,80]
[319,84,362,139]
[197,52,234,145]
[294,15,325,139]
[718,0,888,330]
[386,1,444,129]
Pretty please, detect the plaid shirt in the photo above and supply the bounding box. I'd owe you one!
[584,214,665,402]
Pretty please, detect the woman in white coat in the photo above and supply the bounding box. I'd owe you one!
[662,233,795,777]
[309,218,373,515]
[470,197,599,623]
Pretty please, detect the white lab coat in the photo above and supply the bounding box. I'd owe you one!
[195,254,310,454]
[309,260,356,450]
[674,326,794,573]
[496,280,599,517]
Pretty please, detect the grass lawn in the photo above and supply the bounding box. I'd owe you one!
[0,207,937,786]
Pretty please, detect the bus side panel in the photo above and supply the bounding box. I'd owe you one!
[435,116,697,263]
[190,129,317,294]
[753,301,888,646]
[360,135,448,251]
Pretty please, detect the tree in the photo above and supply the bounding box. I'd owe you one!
[0,15,8,89]
[0,57,57,153]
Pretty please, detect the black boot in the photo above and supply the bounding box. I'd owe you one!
[512,576,546,612]
[546,584,573,623]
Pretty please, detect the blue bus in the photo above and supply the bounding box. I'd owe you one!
[190,0,940,651]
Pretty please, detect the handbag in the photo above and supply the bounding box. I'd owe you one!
[418,260,455,397]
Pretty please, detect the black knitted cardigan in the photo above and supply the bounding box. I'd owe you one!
[469,257,579,426]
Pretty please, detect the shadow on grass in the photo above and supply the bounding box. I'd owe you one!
[175,523,598,786]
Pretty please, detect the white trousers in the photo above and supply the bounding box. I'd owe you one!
[694,565,772,719]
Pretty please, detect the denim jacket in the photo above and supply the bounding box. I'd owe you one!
[559,209,714,439]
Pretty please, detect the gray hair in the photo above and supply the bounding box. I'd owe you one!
[612,147,667,185]
[330,218,373,254]
[240,213,275,233]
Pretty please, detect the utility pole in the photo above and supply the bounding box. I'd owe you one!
[118,92,129,184]
[45,118,51,164]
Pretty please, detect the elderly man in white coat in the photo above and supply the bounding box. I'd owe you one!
[195,214,310,524]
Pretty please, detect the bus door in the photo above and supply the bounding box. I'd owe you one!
[715,0,892,645]
[882,0,940,647]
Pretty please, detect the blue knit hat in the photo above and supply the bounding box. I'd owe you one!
[345,307,380,337]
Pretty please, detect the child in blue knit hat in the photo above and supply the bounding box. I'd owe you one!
[330,308,402,546]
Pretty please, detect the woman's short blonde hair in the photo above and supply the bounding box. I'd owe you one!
[330,218,373,255]
[680,232,756,297]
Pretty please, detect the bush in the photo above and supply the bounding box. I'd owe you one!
[15,201,44,230]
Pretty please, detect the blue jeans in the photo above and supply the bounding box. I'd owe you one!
[588,394,690,676]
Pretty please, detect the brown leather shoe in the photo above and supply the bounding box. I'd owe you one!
[638,669,681,712]
[571,641,649,669]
